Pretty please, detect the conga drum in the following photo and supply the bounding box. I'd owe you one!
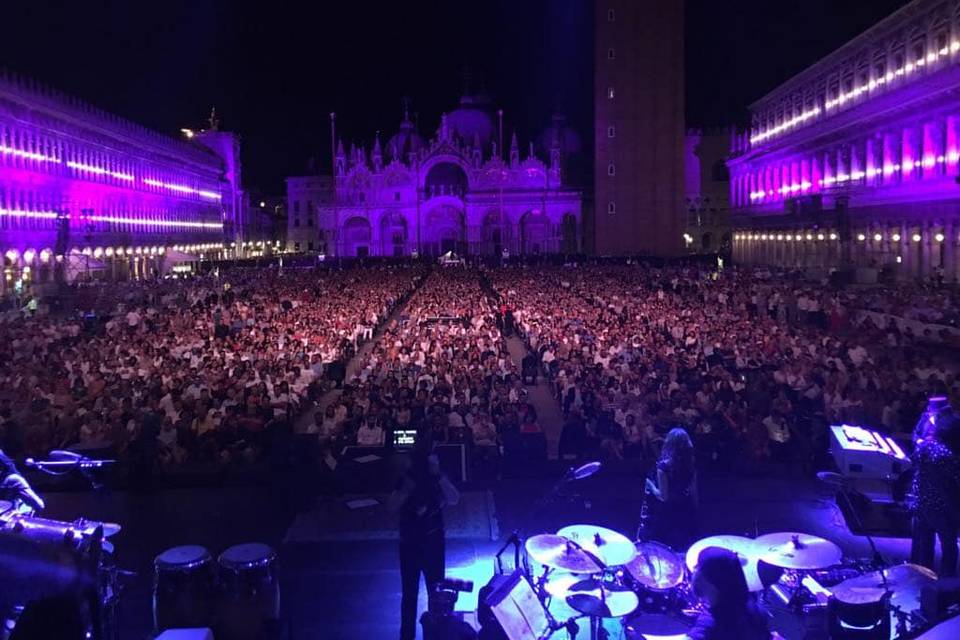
[153,545,216,632]
[216,543,280,640]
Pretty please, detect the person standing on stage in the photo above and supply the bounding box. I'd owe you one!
[910,413,960,577]
[387,431,460,640]
[644,427,698,549]
[689,547,771,640]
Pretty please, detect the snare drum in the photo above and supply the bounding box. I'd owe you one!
[216,543,280,640]
[152,545,216,632]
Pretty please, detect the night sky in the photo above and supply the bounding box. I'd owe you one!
[2,0,911,193]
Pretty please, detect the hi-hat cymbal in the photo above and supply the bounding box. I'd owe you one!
[685,535,765,592]
[525,534,602,574]
[565,583,639,618]
[556,524,637,567]
[831,563,936,612]
[755,532,842,570]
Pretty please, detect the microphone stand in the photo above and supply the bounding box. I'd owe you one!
[829,476,889,589]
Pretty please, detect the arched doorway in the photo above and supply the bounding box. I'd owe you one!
[424,205,465,256]
[342,217,372,257]
[560,214,578,254]
[380,211,408,257]
[520,210,551,255]
[482,209,504,256]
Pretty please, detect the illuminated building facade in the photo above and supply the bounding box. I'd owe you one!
[286,95,582,257]
[0,71,242,292]
[594,0,685,257]
[729,0,960,281]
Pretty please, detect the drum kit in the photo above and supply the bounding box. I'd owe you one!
[522,523,932,639]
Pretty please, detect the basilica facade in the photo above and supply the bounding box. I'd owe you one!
[287,94,583,257]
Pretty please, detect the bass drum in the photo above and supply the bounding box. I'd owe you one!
[152,545,216,633]
[623,541,687,612]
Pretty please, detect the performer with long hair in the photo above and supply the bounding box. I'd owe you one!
[689,546,771,640]
[644,427,698,549]
[910,412,960,577]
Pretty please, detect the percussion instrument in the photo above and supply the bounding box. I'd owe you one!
[830,563,936,614]
[685,534,765,592]
[153,545,216,633]
[556,524,637,567]
[623,612,694,640]
[217,542,281,640]
[564,580,639,618]
[627,542,685,592]
[525,534,603,574]
[756,532,842,570]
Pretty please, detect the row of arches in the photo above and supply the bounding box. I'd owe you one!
[339,209,578,257]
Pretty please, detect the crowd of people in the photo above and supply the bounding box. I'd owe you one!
[0,266,421,475]
[0,260,958,484]
[305,268,539,466]
[491,264,959,474]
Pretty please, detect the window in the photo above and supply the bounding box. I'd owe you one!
[607,87,615,100]
[294,242,301,251]
[607,163,616,176]
[293,201,300,214]
[607,126,616,138]
[293,219,300,227]
[307,201,314,214]
[358,193,365,203]
[395,191,401,201]
[307,217,314,227]
[607,8,615,21]
[307,241,314,251]
[608,201,616,214]
[607,48,615,60]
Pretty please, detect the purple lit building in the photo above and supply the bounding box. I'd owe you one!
[729,0,960,282]
[286,95,582,257]
[0,72,243,293]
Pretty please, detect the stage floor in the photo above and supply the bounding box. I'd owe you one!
[38,469,913,639]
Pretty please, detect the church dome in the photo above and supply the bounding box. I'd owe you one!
[446,94,495,147]
[538,112,582,157]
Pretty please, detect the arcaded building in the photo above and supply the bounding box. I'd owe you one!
[729,0,960,282]
[594,0,685,257]
[0,71,243,292]
[286,95,582,257]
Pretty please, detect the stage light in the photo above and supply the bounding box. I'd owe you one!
[896,256,902,263]
[93,247,103,258]
[22,249,35,263]
[935,233,945,242]
[874,233,882,242]
[5,249,19,261]
[81,247,92,256]
[806,233,813,240]
[55,254,64,263]
[912,234,922,242]
[0,208,59,221]
[39,249,50,263]
[83,214,222,230]
[181,128,195,138]
[892,233,901,242]
[105,247,114,257]
[857,234,866,241]
[829,233,837,240]
[817,234,824,240]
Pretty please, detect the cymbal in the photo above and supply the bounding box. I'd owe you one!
[525,534,602,574]
[831,563,936,612]
[685,535,765,592]
[565,584,639,618]
[556,524,637,567]
[755,532,842,570]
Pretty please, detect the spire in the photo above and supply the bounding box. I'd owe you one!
[472,133,482,166]
[509,131,519,166]
[401,96,412,124]
[440,113,450,141]
[208,106,219,131]
[528,142,535,160]
[373,131,383,172]
[335,139,346,176]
